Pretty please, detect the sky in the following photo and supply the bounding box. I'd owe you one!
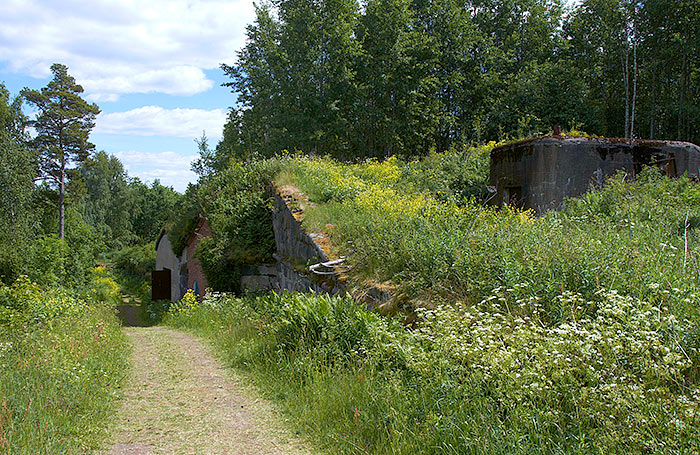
[0,0,257,192]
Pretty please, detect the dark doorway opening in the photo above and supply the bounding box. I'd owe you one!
[152,268,171,301]
[504,186,524,208]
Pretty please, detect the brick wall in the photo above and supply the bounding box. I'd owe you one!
[187,218,211,300]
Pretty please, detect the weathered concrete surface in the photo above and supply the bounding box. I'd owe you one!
[240,189,343,296]
[154,232,182,302]
[490,136,700,212]
[272,193,328,266]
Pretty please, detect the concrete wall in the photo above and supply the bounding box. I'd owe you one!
[155,232,182,301]
[272,193,328,265]
[240,192,343,296]
[490,137,700,212]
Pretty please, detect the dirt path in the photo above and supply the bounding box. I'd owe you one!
[115,292,148,327]
[105,327,311,455]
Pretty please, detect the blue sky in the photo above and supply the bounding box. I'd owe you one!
[0,0,257,192]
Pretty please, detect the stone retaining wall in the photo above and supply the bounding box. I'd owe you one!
[272,193,328,264]
[240,190,343,296]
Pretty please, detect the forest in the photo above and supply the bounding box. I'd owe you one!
[2,0,700,452]
[216,0,700,163]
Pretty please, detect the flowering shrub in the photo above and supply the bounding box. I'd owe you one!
[169,290,700,453]
[167,289,200,317]
[89,266,121,306]
[0,277,87,328]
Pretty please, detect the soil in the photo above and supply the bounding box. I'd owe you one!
[104,327,311,455]
[116,293,149,327]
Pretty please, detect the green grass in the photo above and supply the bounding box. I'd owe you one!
[0,278,130,454]
[168,143,700,453]
[166,291,700,454]
[282,152,700,325]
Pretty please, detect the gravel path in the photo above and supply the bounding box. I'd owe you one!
[104,327,311,455]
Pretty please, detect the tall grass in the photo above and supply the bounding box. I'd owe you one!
[167,291,700,454]
[0,274,129,454]
[284,152,700,324]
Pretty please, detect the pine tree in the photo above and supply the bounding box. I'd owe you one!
[22,63,100,240]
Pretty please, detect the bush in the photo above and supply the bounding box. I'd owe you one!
[167,291,700,454]
[195,158,281,293]
[114,242,156,278]
[90,266,121,306]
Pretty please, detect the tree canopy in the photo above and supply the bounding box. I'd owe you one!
[22,63,100,239]
[218,0,700,161]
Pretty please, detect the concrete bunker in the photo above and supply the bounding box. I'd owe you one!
[489,136,700,212]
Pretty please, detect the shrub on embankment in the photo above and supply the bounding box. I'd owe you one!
[0,270,129,454]
[194,158,281,293]
[166,291,699,454]
[282,151,700,326]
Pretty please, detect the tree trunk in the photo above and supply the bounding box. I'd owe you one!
[623,48,630,138]
[59,155,65,240]
[630,40,637,138]
[678,51,687,140]
[649,75,656,139]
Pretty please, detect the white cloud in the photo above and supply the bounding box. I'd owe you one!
[95,106,227,139]
[0,0,255,99]
[115,149,198,192]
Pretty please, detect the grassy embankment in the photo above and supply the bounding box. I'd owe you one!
[0,267,130,454]
[167,143,700,453]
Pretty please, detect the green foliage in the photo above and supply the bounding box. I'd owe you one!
[114,242,156,279]
[129,178,182,245]
[0,84,36,284]
[193,158,281,293]
[21,63,100,240]
[23,206,103,289]
[81,151,134,248]
[89,266,121,307]
[402,142,493,203]
[222,0,700,158]
[223,0,363,159]
[167,291,700,454]
[167,184,203,255]
[26,236,66,287]
[0,277,129,453]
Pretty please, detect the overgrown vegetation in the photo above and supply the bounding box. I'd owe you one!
[167,290,699,453]
[193,158,281,293]
[0,270,129,453]
[283,152,700,325]
[162,143,700,453]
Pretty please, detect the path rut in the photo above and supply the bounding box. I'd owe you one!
[105,327,311,455]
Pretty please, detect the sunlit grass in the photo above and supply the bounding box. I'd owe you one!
[167,291,700,454]
[0,278,129,454]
